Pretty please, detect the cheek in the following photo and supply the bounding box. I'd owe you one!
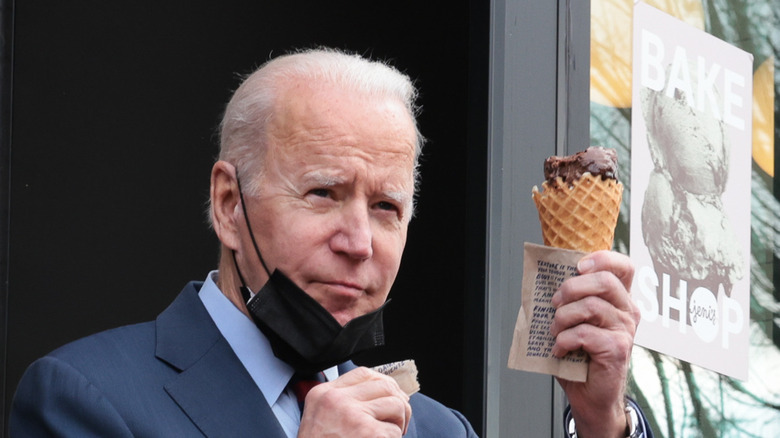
[256,212,324,261]
[374,229,407,273]
[277,223,330,259]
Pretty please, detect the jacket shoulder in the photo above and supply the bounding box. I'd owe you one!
[408,392,478,437]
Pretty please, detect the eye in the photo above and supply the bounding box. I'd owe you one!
[375,201,405,222]
[376,201,398,212]
[308,188,331,198]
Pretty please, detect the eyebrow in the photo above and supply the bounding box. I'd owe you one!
[305,172,344,187]
[384,190,411,207]
[305,171,412,209]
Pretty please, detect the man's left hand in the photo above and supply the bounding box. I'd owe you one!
[550,250,640,438]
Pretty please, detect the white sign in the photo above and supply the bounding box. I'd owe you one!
[630,2,753,380]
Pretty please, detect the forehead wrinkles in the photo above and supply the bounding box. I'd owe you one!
[306,141,414,166]
[267,131,415,181]
[264,87,416,181]
[270,99,413,148]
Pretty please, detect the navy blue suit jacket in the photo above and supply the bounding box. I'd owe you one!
[11,282,477,437]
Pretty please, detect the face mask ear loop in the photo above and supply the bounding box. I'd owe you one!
[231,249,253,303]
[235,174,273,279]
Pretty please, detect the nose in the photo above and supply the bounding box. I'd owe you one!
[330,202,373,260]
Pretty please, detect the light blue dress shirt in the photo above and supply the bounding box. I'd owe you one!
[198,271,338,438]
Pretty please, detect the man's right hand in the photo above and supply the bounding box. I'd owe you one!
[297,367,412,437]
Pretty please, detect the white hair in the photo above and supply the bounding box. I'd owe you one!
[218,47,424,197]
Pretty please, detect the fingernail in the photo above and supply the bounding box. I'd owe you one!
[577,258,594,273]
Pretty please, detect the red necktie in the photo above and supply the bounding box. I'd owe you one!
[289,372,325,414]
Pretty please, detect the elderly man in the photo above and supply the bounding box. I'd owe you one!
[11,48,649,437]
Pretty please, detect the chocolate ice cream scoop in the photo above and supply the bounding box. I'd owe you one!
[533,146,623,252]
[544,146,619,186]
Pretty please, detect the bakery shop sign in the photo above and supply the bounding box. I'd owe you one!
[629,3,753,380]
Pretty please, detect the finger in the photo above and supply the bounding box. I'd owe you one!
[577,250,634,290]
[550,295,627,337]
[553,270,633,313]
[364,395,413,434]
[551,321,636,359]
[358,421,405,438]
[300,403,405,438]
[326,368,409,402]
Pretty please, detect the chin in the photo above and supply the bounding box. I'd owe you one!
[328,307,373,326]
[331,313,355,327]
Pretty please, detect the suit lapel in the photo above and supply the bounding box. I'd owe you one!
[156,284,287,438]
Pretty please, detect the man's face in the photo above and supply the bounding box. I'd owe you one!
[239,83,417,325]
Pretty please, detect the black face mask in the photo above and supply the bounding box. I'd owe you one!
[241,270,387,375]
[232,177,387,374]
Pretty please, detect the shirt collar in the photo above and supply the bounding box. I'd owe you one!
[197,271,339,403]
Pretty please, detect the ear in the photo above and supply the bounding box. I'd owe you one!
[210,160,242,250]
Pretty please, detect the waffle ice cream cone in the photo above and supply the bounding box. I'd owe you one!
[533,163,623,252]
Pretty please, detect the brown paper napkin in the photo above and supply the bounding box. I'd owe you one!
[507,242,589,382]
[372,360,420,395]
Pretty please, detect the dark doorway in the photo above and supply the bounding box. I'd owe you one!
[2,1,488,434]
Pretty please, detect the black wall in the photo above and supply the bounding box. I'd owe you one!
[2,0,488,434]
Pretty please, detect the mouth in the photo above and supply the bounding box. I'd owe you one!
[309,280,370,324]
[318,280,366,297]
